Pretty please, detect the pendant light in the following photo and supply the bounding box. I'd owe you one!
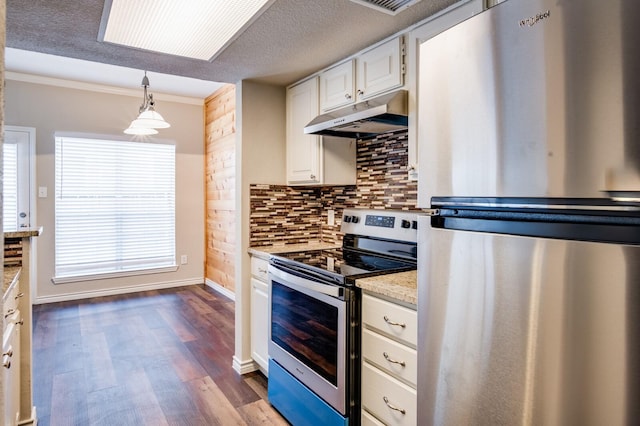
[124,72,171,135]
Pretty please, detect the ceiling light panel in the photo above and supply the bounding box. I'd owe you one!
[101,0,273,61]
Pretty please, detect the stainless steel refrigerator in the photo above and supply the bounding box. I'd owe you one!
[416,0,640,424]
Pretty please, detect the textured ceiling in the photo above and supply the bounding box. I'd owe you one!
[6,0,461,88]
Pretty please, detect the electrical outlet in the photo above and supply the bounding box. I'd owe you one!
[328,209,335,226]
[180,255,188,265]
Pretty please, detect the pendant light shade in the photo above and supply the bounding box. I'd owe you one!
[132,108,171,129]
[124,125,158,135]
[124,72,170,135]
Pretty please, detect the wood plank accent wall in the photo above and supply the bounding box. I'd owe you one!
[204,84,236,294]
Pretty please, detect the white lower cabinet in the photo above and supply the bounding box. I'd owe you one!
[250,256,270,374]
[3,273,24,426]
[3,316,21,426]
[361,293,417,425]
[362,409,386,426]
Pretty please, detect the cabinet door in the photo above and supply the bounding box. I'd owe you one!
[250,277,269,374]
[362,294,417,347]
[362,328,417,387]
[320,60,355,112]
[362,362,417,426]
[286,78,321,184]
[250,256,269,282]
[3,320,21,426]
[356,37,404,101]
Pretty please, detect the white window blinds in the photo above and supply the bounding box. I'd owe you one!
[55,136,176,280]
[2,143,18,231]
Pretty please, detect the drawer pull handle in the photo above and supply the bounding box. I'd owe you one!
[16,318,24,326]
[258,268,267,274]
[2,357,11,369]
[15,292,25,299]
[383,352,406,367]
[2,347,13,358]
[383,396,406,415]
[383,315,406,328]
[4,309,16,318]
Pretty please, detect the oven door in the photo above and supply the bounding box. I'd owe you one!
[268,263,349,415]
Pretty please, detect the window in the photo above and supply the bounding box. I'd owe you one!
[3,143,19,231]
[54,135,176,281]
[3,127,33,232]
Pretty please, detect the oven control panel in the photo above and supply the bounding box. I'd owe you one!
[341,209,423,242]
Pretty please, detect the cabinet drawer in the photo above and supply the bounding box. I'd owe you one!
[362,328,417,387]
[362,409,385,426]
[362,362,417,426]
[250,256,269,282]
[3,281,21,323]
[362,294,417,347]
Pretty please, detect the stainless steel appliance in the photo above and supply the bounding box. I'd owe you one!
[267,208,421,426]
[417,0,640,425]
[304,90,408,139]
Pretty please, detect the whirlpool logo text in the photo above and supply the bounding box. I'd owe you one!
[519,10,551,27]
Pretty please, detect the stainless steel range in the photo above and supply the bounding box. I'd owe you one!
[267,208,421,426]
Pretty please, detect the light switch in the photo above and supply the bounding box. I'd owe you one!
[38,186,48,198]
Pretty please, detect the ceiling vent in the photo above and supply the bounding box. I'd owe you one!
[349,0,423,15]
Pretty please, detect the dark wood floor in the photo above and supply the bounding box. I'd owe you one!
[32,285,289,426]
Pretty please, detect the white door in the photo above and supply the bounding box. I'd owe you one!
[3,126,35,231]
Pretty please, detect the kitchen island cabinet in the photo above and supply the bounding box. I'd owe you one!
[3,269,22,426]
[1,227,41,425]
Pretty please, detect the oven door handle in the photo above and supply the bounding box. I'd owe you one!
[269,264,344,299]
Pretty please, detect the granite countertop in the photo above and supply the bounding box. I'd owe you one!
[4,226,43,239]
[356,270,417,306]
[3,266,22,297]
[249,242,416,305]
[248,242,342,259]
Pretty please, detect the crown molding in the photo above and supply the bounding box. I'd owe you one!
[5,71,205,106]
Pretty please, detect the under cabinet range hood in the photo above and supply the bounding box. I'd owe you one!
[304,89,408,139]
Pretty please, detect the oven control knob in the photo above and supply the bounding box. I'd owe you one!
[412,220,418,230]
[351,215,359,223]
[344,215,352,223]
[401,219,411,229]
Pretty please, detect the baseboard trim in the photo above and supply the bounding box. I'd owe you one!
[34,278,203,304]
[232,355,259,375]
[17,406,37,426]
[205,278,235,301]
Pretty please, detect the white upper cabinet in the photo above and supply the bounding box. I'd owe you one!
[356,37,404,101]
[287,77,322,185]
[319,37,405,112]
[319,60,355,112]
[287,77,357,186]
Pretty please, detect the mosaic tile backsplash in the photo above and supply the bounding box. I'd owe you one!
[249,130,419,247]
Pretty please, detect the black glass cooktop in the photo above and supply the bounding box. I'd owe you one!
[271,247,416,285]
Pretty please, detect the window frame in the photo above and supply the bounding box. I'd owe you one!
[52,133,177,283]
